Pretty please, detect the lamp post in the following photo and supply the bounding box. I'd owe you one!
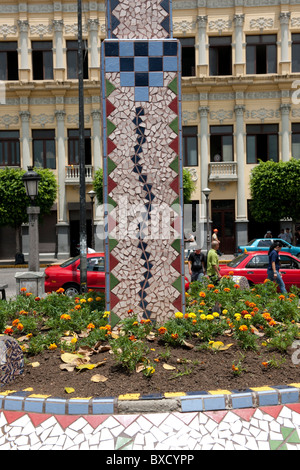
[202,187,212,253]
[88,190,96,250]
[22,166,41,272]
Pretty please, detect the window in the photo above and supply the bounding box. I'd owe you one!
[33,130,56,169]
[292,34,300,73]
[280,255,300,269]
[209,36,232,76]
[246,255,269,269]
[182,126,198,166]
[67,40,89,79]
[32,41,53,80]
[0,42,18,80]
[178,37,195,76]
[246,124,278,163]
[246,35,277,74]
[0,131,20,166]
[210,126,233,162]
[68,129,91,165]
[292,123,300,159]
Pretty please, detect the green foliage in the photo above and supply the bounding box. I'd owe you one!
[93,168,103,205]
[249,158,300,222]
[0,167,57,228]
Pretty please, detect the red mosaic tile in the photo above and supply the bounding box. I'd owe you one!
[232,408,256,422]
[261,405,283,420]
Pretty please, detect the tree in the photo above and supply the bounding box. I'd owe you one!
[93,167,195,205]
[0,167,57,254]
[249,159,300,223]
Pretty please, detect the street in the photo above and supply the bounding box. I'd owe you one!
[0,267,45,300]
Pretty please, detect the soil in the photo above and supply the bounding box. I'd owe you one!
[2,336,300,398]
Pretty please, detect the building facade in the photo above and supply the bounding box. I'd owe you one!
[0,0,299,258]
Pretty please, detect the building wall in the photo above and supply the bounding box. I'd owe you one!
[0,1,299,258]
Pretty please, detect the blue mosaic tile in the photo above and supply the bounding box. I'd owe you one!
[45,398,66,415]
[203,394,226,411]
[68,399,90,415]
[273,386,300,405]
[135,87,149,102]
[257,390,279,407]
[92,398,115,414]
[149,72,164,87]
[120,72,135,86]
[135,57,149,71]
[119,41,134,56]
[4,396,24,411]
[181,395,204,412]
[105,57,120,72]
[149,41,163,56]
[163,56,178,71]
[23,397,44,413]
[231,392,253,409]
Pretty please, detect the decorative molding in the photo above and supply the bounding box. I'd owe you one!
[31,114,55,127]
[0,114,19,128]
[245,108,280,122]
[67,114,90,124]
[0,24,17,38]
[208,18,232,33]
[210,109,233,123]
[30,24,53,38]
[186,168,198,182]
[249,17,274,31]
[173,20,196,33]
[182,110,198,122]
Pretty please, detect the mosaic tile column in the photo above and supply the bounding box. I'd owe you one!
[101,0,185,323]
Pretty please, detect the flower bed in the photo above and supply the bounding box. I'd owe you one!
[0,276,300,398]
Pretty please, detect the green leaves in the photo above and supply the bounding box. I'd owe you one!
[250,159,300,222]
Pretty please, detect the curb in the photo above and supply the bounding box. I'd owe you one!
[1,384,300,415]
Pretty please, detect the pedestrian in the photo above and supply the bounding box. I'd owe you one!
[212,229,222,256]
[184,232,195,258]
[267,241,287,294]
[278,229,285,240]
[283,227,293,244]
[264,230,272,238]
[206,241,222,283]
[295,226,300,247]
[188,246,206,282]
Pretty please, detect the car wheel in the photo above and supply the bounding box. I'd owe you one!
[63,283,80,297]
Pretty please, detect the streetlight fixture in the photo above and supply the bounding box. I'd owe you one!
[22,166,41,272]
[88,189,96,250]
[202,187,212,252]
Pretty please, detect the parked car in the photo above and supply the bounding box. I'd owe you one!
[44,253,105,296]
[237,239,300,258]
[45,253,191,296]
[220,251,300,290]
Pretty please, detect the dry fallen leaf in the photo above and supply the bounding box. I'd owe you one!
[76,360,106,371]
[30,362,40,368]
[163,363,176,370]
[64,387,75,394]
[91,374,108,383]
[61,352,83,364]
[60,364,75,372]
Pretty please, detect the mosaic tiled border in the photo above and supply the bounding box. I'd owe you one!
[1,384,300,415]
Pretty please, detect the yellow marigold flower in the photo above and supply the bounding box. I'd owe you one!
[88,297,93,302]
[80,298,87,303]
[206,314,214,321]
[244,314,252,320]
[96,297,102,301]
[175,311,183,318]
[71,337,77,344]
[103,311,110,318]
[222,309,228,315]
[188,312,196,318]
[200,314,206,320]
[239,325,248,331]
[49,343,57,350]
[212,312,219,318]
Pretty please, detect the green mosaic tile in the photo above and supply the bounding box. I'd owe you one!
[169,155,179,173]
[168,77,177,95]
[169,116,179,134]
[107,156,117,175]
[106,79,116,98]
[107,119,117,136]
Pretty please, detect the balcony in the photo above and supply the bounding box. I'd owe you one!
[65,165,93,184]
[208,162,238,182]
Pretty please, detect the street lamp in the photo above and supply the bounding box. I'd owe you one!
[202,187,212,252]
[22,167,41,272]
[88,190,96,250]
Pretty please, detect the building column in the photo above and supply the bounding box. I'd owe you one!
[280,103,291,162]
[17,20,30,81]
[53,20,64,81]
[233,14,245,75]
[199,106,209,248]
[55,110,69,259]
[279,12,290,73]
[20,111,31,169]
[196,16,208,75]
[235,105,248,247]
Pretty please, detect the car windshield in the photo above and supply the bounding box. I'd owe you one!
[60,256,80,268]
[246,239,256,246]
[227,254,248,267]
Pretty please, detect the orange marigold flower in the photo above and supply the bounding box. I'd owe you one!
[269,320,276,326]
[25,292,32,297]
[56,288,65,294]
[171,333,178,339]
[129,335,136,342]
[60,314,71,320]
[232,365,239,371]
[234,284,240,289]
[279,295,285,300]
[228,271,234,276]
[49,343,57,350]
[224,288,231,293]
[241,310,248,316]
[12,319,20,327]
[262,361,269,368]
[20,287,27,292]
[158,327,167,335]
[239,325,248,331]
[207,284,215,289]
[214,289,219,294]
[87,323,95,329]
[74,305,81,310]
[17,323,24,331]
[199,292,206,298]
[35,296,40,301]
[4,327,13,335]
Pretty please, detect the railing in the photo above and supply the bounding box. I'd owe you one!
[65,165,93,183]
[208,162,238,181]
